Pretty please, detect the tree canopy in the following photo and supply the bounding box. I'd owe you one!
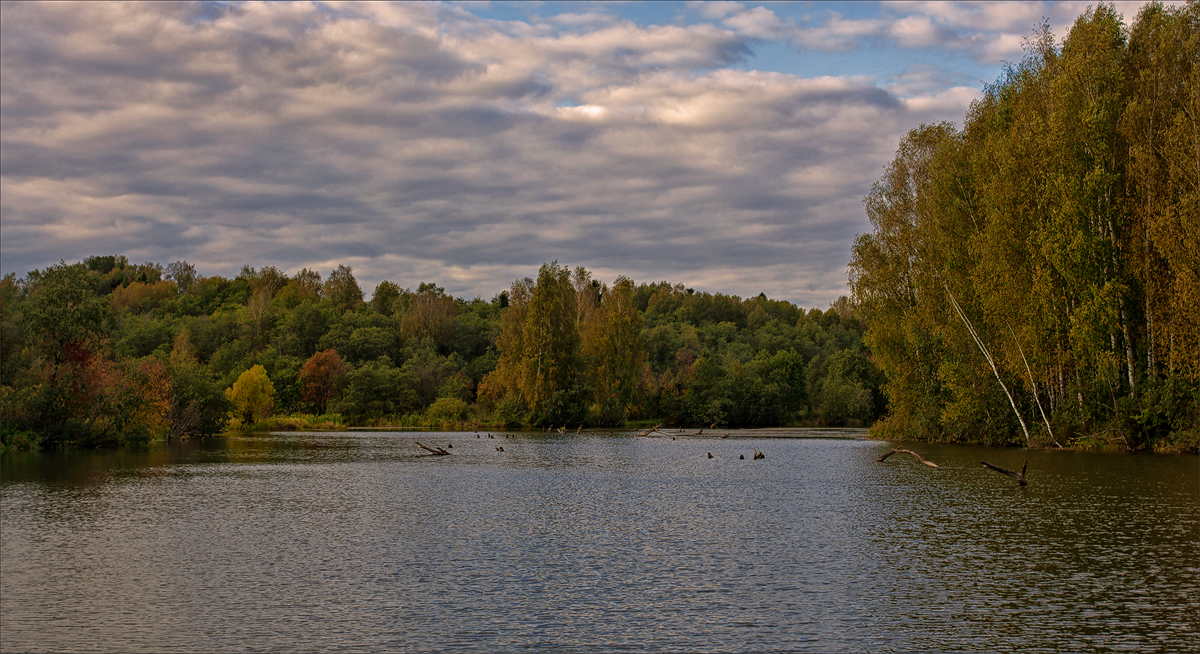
[2,255,883,448]
[850,1,1198,450]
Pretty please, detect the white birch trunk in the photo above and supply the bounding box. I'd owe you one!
[944,282,1031,446]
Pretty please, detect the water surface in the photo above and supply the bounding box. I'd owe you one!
[2,431,1196,652]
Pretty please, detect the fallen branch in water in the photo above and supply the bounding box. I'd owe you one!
[876,448,939,468]
[415,442,451,456]
[636,424,662,437]
[981,460,1027,485]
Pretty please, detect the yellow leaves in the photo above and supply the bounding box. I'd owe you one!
[852,4,1198,442]
[225,364,275,425]
[583,276,644,411]
[169,328,197,367]
[109,280,175,314]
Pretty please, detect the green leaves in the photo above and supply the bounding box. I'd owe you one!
[25,262,109,362]
[851,2,1198,447]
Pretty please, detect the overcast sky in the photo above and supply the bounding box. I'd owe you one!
[0,1,1172,307]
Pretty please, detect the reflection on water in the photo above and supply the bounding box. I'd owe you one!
[2,431,1196,653]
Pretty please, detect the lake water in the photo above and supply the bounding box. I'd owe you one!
[2,430,1197,653]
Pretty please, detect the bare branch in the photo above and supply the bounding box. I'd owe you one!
[877,448,940,468]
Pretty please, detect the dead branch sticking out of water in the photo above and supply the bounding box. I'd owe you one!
[636,424,662,437]
[877,448,939,468]
[415,442,451,456]
[982,460,1027,485]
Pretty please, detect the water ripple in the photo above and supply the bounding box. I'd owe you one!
[2,433,1196,652]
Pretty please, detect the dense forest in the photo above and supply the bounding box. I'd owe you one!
[0,256,883,449]
[4,3,1194,454]
[851,2,1198,452]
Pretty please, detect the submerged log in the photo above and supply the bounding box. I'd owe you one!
[415,442,451,456]
[982,460,1028,485]
[636,424,662,438]
[876,448,939,468]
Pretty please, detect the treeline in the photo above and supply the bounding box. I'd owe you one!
[0,256,882,448]
[851,2,1198,452]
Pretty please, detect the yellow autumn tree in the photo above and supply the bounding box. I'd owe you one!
[225,365,275,425]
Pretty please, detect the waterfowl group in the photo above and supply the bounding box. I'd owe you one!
[706,450,763,460]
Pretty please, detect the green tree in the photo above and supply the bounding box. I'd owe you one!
[371,280,405,316]
[583,276,644,424]
[324,264,363,314]
[334,358,418,420]
[521,263,584,423]
[22,262,111,438]
[165,260,197,293]
[293,268,323,298]
[25,261,109,364]
[850,3,1198,448]
[167,359,230,438]
[851,123,961,440]
[1121,0,1200,381]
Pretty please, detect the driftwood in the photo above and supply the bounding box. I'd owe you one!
[753,448,765,460]
[877,448,939,468]
[415,442,451,456]
[636,424,662,437]
[982,460,1028,485]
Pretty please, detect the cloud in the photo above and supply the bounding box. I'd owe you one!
[789,1,1181,64]
[790,13,886,52]
[688,1,746,21]
[722,6,788,39]
[0,1,983,306]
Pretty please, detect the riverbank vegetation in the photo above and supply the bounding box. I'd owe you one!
[850,2,1197,453]
[3,3,1194,454]
[1,256,882,449]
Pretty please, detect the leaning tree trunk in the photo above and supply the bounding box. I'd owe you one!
[944,282,1031,446]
